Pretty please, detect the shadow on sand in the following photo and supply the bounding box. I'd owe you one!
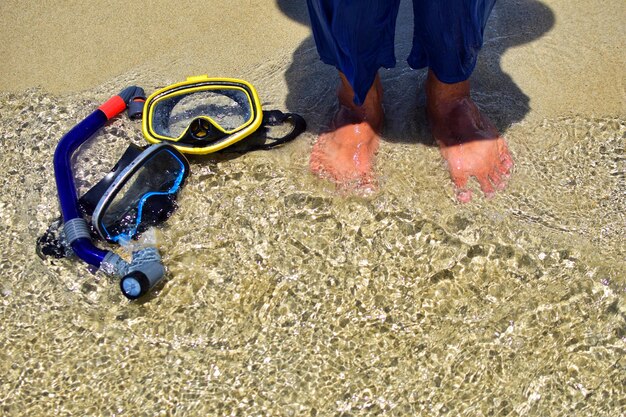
[277,0,555,146]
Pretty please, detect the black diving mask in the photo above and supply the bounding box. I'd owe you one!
[81,143,190,243]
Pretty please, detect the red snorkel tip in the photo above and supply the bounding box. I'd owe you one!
[98,95,127,120]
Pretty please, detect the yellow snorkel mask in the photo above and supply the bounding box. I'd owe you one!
[142,75,305,154]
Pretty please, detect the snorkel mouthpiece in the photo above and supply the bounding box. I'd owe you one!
[120,247,165,299]
[119,86,146,120]
[100,246,166,299]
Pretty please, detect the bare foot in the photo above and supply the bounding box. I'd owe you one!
[426,70,514,202]
[309,73,384,191]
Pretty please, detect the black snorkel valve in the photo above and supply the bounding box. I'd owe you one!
[53,86,164,300]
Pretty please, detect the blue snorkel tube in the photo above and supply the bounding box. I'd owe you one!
[53,87,165,300]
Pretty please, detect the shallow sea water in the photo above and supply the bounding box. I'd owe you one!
[1,49,625,417]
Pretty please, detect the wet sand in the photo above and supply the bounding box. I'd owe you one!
[0,1,624,416]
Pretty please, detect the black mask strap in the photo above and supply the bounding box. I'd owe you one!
[222,110,306,153]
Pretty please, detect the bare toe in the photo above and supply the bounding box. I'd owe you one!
[476,174,496,197]
[456,189,473,203]
[499,145,514,174]
[452,173,473,203]
[489,170,507,191]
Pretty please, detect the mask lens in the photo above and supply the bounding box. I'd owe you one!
[151,88,252,139]
[139,194,176,229]
[100,149,186,241]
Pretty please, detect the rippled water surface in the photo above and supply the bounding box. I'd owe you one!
[1,63,625,416]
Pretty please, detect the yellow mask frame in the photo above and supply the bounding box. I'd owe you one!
[142,76,264,155]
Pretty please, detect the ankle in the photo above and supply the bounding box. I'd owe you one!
[426,70,471,115]
[337,72,384,127]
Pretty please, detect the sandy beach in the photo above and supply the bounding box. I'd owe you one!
[1,0,624,118]
[0,1,624,416]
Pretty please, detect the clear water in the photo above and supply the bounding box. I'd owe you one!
[0,26,624,417]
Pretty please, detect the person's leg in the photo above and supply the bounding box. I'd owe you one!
[410,0,513,202]
[306,0,400,189]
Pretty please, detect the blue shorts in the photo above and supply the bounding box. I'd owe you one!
[306,0,497,105]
